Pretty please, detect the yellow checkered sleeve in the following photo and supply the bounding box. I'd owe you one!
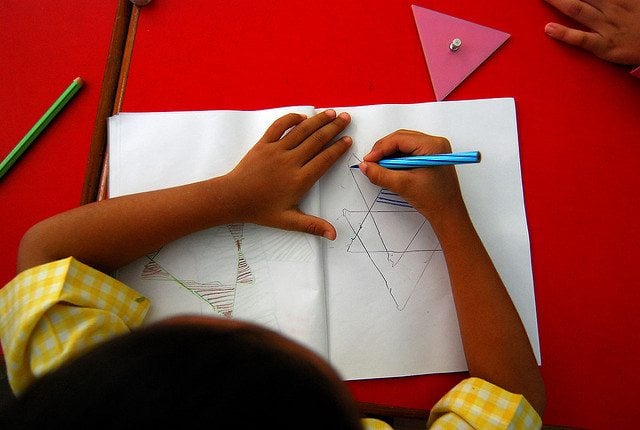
[0,257,150,395]
[428,377,542,429]
[361,378,540,430]
[361,418,395,430]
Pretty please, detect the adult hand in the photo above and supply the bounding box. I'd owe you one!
[224,110,352,240]
[543,0,640,64]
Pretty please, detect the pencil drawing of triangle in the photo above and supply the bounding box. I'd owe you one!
[141,249,238,317]
[140,224,255,318]
[411,5,510,101]
[344,156,442,310]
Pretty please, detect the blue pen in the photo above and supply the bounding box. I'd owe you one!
[350,151,481,170]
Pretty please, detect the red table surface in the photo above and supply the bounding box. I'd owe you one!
[0,2,118,281]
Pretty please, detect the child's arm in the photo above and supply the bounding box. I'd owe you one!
[358,130,546,415]
[17,110,351,274]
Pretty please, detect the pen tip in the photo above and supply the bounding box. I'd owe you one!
[349,164,359,169]
[74,77,84,86]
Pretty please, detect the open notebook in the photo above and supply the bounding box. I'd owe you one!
[108,98,540,380]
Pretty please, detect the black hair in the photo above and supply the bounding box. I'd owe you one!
[0,318,363,429]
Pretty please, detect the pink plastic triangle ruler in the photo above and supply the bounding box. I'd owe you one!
[411,5,510,101]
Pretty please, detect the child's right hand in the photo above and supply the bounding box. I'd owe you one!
[357,130,468,227]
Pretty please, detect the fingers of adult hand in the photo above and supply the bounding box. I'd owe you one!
[295,112,351,162]
[259,113,307,143]
[364,130,451,162]
[302,135,353,177]
[545,22,602,53]
[543,0,604,27]
[280,109,338,150]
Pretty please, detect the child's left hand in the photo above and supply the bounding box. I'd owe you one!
[223,109,352,240]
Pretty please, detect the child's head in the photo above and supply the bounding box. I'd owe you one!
[0,316,362,429]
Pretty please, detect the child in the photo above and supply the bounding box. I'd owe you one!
[0,110,545,428]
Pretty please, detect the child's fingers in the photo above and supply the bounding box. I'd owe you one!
[364,130,451,161]
[280,109,338,150]
[357,160,408,194]
[302,135,353,177]
[259,113,307,143]
[277,209,337,241]
[358,161,386,188]
[366,130,427,160]
[294,112,351,162]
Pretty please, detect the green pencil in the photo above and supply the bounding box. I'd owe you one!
[0,77,84,180]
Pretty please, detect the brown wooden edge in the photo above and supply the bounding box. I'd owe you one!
[96,4,141,202]
[81,0,140,204]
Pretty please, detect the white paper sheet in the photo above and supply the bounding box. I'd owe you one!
[108,98,540,380]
